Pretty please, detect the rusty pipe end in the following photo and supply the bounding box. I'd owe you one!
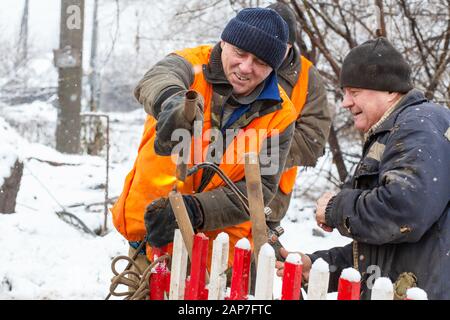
[184,90,200,123]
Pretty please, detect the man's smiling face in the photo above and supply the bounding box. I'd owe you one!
[220,41,273,97]
[342,87,396,132]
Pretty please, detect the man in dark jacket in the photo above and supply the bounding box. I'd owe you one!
[277,37,450,300]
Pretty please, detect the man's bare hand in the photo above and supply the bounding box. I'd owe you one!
[315,192,335,232]
[275,247,312,282]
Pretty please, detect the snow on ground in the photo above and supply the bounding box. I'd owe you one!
[0,104,145,299]
[0,102,351,299]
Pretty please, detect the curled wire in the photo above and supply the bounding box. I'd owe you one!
[108,254,171,300]
[187,162,250,214]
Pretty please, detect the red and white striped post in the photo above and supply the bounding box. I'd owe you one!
[307,258,330,300]
[149,246,171,300]
[405,287,428,300]
[229,238,251,300]
[371,277,394,300]
[337,268,361,300]
[281,253,303,300]
[169,229,188,300]
[208,232,229,300]
[185,233,209,300]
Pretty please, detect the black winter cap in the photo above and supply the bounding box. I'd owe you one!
[340,37,413,93]
[221,7,288,70]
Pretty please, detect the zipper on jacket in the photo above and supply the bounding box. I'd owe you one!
[353,241,359,270]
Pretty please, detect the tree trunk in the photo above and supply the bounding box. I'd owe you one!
[0,159,24,214]
[328,124,348,183]
[55,0,85,154]
[89,0,100,112]
[82,0,105,156]
[16,0,29,69]
[375,0,387,38]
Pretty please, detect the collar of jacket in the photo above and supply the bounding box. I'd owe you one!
[366,89,428,140]
[277,45,302,88]
[256,71,282,102]
[364,95,403,141]
[203,43,230,87]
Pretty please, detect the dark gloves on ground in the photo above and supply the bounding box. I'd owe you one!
[154,90,204,156]
[144,195,204,248]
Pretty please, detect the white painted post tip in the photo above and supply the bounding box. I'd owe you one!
[286,253,302,265]
[371,277,394,300]
[311,258,329,272]
[259,243,275,257]
[235,237,251,250]
[340,267,361,282]
[215,232,229,243]
[406,287,428,300]
[373,277,393,291]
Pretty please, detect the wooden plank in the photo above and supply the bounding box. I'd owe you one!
[244,152,268,265]
[307,258,330,300]
[169,229,188,300]
[254,243,275,300]
[208,232,229,300]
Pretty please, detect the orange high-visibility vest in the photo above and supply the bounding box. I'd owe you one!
[278,56,313,194]
[111,45,297,266]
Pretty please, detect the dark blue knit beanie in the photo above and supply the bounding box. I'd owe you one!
[221,8,288,70]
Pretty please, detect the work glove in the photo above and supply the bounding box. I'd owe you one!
[144,195,204,248]
[154,90,204,156]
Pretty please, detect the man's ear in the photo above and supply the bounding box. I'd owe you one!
[220,41,225,49]
[387,91,401,103]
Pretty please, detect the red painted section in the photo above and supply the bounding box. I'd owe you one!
[281,261,302,300]
[185,233,209,300]
[229,246,251,300]
[337,278,360,300]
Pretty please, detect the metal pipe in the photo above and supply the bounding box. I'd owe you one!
[175,90,200,183]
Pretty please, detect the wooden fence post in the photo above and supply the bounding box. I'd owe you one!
[281,253,303,300]
[149,247,170,300]
[185,233,209,300]
[337,268,361,300]
[169,229,188,300]
[254,243,276,300]
[307,258,330,300]
[229,238,251,300]
[208,232,229,300]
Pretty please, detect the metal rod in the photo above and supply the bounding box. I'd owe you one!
[176,90,200,183]
[187,162,250,213]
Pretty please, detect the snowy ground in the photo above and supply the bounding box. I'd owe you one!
[0,101,351,300]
